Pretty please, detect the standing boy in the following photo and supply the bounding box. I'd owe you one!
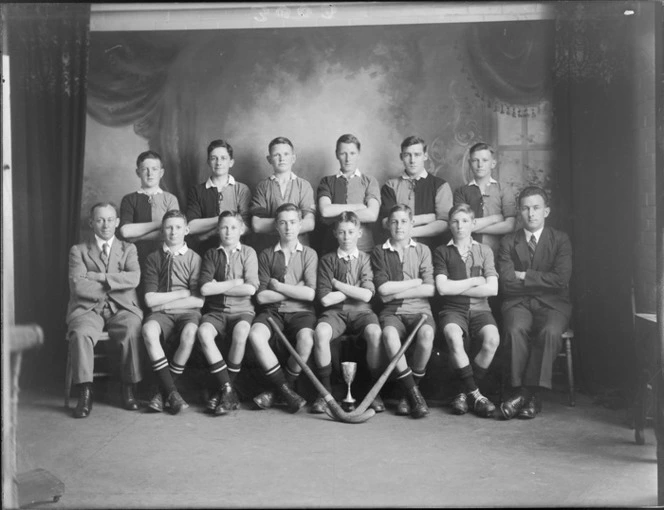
[187,139,252,255]
[311,211,385,414]
[66,202,144,418]
[250,137,316,254]
[380,136,453,250]
[197,211,259,415]
[248,203,317,413]
[316,134,381,253]
[141,210,203,414]
[497,186,572,420]
[453,142,516,253]
[119,151,180,266]
[434,203,500,418]
[372,204,436,418]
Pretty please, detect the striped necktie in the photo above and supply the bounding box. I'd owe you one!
[528,234,537,261]
[101,242,110,269]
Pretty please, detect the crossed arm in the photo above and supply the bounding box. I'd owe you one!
[435,274,498,298]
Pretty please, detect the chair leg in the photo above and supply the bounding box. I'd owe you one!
[565,337,575,407]
[64,343,73,409]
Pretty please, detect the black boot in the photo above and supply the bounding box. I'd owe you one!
[122,383,139,411]
[73,383,93,418]
[277,383,306,414]
[406,385,429,419]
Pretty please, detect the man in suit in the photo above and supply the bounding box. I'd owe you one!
[67,202,144,418]
[497,186,572,420]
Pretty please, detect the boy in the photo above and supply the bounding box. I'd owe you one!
[453,142,516,253]
[433,203,499,418]
[250,137,316,254]
[248,203,317,413]
[187,139,252,255]
[67,202,144,418]
[316,134,381,253]
[380,136,453,250]
[497,186,572,420]
[371,204,436,418]
[197,211,259,415]
[311,211,384,414]
[141,210,203,414]
[119,151,180,266]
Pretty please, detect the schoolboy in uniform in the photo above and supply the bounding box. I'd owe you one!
[316,134,381,253]
[372,204,436,418]
[119,151,180,266]
[248,203,317,413]
[250,137,316,254]
[197,210,259,415]
[187,139,252,255]
[311,211,384,414]
[67,202,144,418]
[380,136,453,250]
[497,186,572,420]
[434,203,500,418]
[141,210,203,414]
[453,142,516,253]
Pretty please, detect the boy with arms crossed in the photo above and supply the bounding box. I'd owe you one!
[434,203,499,418]
[372,204,436,418]
[197,211,259,415]
[141,210,203,414]
[311,211,385,414]
[248,203,317,413]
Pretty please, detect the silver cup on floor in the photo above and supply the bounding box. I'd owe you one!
[341,361,357,412]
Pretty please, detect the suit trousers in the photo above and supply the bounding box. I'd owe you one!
[502,298,569,389]
[67,306,143,385]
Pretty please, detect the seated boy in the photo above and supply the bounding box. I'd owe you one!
[311,211,384,414]
[141,210,204,414]
[316,134,380,253]
[250,137,316,254]
[248,203,318,413]
[196,210,259,415]
[371,204,436,418]
[453,142,516,253]
[380,136,452,250]
[187,139,252,255]
[433,203,500,418]
[119,150,180,266]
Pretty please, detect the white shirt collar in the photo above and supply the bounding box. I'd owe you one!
[336,247,359,260]
[217,243,242,254]
[274,241,304,253]
[95,235,115,251]
[468,177,498,187]
[382,238,417,251]
[336,168,361,179]
[269,172,298,181]
[137,187,163,195]
[524,227,544,243]
[205,175,236,189]
[163,243,189,256]
[401,170,428,181]
[447,239,480,247]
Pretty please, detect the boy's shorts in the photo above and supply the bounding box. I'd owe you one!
[379,312,436,340]
[317,309,379,340]
[201,311,255,338]
[144,310,201,346]
[438,309,497,347]
[253,309,316,347]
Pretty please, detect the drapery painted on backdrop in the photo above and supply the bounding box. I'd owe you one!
[8,3,90,385]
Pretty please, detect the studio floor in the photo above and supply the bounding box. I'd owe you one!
[15,385,657,508]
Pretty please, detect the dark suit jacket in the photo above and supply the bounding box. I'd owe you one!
[497,226,572,318]
[66,238,143,324]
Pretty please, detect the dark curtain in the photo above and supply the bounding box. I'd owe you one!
[8,3,90,387]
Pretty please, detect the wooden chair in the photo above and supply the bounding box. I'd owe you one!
[64,331,112,408]
[557,329,576,406]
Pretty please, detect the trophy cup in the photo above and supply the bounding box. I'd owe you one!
[341,362,357,412]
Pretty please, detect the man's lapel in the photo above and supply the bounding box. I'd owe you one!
[107,240,121,273]
[87,241,106,273]
[514,230,531,269]
[531,227,551,269]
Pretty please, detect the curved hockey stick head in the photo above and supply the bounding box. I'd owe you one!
[323,399,376,424]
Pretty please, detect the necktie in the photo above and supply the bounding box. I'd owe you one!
[101,242,110,269]
[528,234,537,261]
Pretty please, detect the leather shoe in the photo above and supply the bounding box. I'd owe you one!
[167,390,187,415]
[219,383,240,411]
[450,393,468,415]
[500,393,527,420]
[309,396,328,414]
[73,384,92,418]
[517,396,537,419]
[407,385,429,419]
[277,383,306,414]
[395,396,411,416]
[122,384,139,411]
[467,390,496,418]
[148,391,164,413]
[206,392,220,414]
[369,394,385,413]
[253,390,275,410]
